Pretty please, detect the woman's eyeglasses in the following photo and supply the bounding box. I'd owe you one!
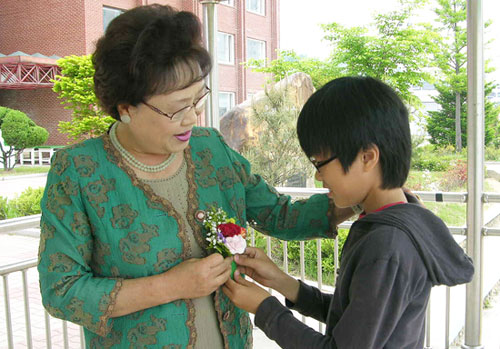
[310,154,338,171]
[143,87,211,122]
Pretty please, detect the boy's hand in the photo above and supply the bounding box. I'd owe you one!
[234,247,300,302]
[222,270,271,314]
[234,247,287,290]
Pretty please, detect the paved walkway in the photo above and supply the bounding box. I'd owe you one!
[0,173,48,199]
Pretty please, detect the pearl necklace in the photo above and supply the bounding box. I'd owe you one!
[109,122,177,173]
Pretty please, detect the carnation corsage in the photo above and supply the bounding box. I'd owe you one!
[203,207,247,278]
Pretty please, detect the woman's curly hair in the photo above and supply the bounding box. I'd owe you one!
[92,4,212,120]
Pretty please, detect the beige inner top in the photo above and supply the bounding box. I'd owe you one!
[141,158,224,349]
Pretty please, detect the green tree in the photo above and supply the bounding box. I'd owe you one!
[321,0,436,107]
[0,106,49,171]
[247,50,341,89]
[426,0,499,149]
[241,87,312,187]
[52,55,114,142]
[427,82,498,147]
[250,1,435,108]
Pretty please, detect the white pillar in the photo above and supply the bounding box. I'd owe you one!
[201,1,220,129]
[463,0,484,348]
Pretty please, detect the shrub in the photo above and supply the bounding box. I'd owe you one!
[440,160,467,191]
[485,145,500,161]
[411,144,466,172]
[0,196,12,220]
[10,187,44,217]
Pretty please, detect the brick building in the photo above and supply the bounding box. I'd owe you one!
[0,0,279,145]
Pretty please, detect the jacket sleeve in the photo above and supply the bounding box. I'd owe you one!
[285,280,332,323]
[215,130,337,240]
[255,296,338,348]
[37,149,123,337]
[255,258,411,349]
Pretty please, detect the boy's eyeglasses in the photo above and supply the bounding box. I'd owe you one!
[310,154,338,171]
[142,87,211,122]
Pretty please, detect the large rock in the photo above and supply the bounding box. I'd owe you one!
[220,72,315,152]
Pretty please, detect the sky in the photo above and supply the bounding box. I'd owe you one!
[280,0,500,83]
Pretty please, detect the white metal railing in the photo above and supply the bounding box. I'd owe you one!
[1,189,499,348]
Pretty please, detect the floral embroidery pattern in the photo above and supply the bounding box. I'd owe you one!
[111,204,139,229]
[73,154,98,177]
[46,177,79,220]
[48,252,77,273]
[83,175,116,218]
[216,166,240,190]
[119,223,159,265]
[77,240,93,263]
[66,297,99,333]
[44,304,64,319]
[231,161,249,186]
[191,128,211,137]
[38,220,55,256]
[89,331,122,348]
[51,150,71,176]
[194,149,217,188]
[53,273,81,297]
[239,313,252,338]
[71,211,92,237]
[91,238,111,275]
[126,315,167,348]
[154,248,179,273]
[229,196,245,224]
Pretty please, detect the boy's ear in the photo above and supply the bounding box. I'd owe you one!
[361,144,379,172]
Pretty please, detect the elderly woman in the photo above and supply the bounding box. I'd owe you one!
[37,4,340,348]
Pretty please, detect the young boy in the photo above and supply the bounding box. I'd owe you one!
[223,76,474,348]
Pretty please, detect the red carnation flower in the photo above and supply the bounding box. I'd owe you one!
[218,223,244,238]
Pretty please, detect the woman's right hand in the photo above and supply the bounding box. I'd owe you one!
[167,253,233,299]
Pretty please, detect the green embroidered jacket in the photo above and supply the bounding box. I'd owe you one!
[38,127,335,348]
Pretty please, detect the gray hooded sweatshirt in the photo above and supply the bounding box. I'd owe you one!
[255,199,474,348]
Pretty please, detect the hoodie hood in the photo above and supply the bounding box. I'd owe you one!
[359,201,474,287]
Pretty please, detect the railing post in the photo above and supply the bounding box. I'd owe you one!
[2,274,14,349]
[463,0,484,348]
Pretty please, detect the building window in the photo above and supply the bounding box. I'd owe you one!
[103,7,123,31]
[219,92,235,117]
[247,38,266,61]
[217,32,235,64]
[246,0,265,15]
[219,0,234,6]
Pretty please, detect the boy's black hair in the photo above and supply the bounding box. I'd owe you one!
[297,76,411,189]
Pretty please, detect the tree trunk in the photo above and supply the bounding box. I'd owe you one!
[455,91,462,152]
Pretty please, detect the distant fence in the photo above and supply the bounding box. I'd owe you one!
[17,147,63,166]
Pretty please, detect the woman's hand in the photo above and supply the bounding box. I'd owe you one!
[166,253,233,299]
[234,247,299,302]
[222,270,271,314]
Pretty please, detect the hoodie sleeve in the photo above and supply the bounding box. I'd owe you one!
[284,280,332,323]
[255,296,338,349]
[255,257,415,349]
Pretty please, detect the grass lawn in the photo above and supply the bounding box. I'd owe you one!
[0,166,50,177]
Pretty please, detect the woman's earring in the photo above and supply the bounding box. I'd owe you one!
[120,114,131,124]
